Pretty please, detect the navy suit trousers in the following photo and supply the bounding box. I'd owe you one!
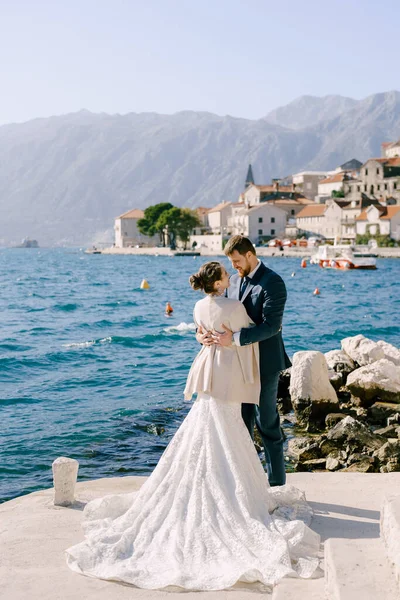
[241,371,286,487]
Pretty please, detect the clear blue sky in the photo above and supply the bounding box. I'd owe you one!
[1,0,400,124]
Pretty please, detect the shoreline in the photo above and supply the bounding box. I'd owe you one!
[98,246,400,258]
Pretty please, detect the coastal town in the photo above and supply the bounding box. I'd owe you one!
[112,139,400,252]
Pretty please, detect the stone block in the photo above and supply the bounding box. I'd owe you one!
[52,456,79,507]
[290,351,338,428]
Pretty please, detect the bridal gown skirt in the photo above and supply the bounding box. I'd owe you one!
[66,395,320,591]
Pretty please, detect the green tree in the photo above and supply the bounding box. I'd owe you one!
[156,207,183,249]
[331,189,345,198]
[156,207,201,249]
[176,208,201,249]
[137,203,174,246]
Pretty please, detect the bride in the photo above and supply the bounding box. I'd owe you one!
[66,261,320,591]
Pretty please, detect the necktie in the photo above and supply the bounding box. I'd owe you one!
[239,276,249,300]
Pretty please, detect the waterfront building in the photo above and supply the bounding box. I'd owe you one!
[227,202,287,244]
[206,201,232,235]
[316,159,362,203]
[114,209,158,248]
[356,205,400,241]
[343,158,400,205]
[318,172,347,199]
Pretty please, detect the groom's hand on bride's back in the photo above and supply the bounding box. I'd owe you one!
[211,325,233,347]
[196,325,214,346]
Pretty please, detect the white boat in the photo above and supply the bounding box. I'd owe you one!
[310,245,377,270]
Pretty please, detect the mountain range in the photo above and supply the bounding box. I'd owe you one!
[1,91,400,246]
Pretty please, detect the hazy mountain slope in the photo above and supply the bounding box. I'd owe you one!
[305,91,400,169]
[264,94,358,130]
[0,91,399,246]
[0,112,319,245]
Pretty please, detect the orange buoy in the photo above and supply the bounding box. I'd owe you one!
[165,302,173,315]
[301,259,307,268]
[313,287,320,296]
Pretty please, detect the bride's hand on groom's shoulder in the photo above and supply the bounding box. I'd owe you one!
[196,325,215,346]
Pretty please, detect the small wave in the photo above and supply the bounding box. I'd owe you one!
[164,322,196,333]
[63,337,112,348]
[53,303,79,312]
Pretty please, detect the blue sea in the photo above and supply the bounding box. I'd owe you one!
[1,249,399,503]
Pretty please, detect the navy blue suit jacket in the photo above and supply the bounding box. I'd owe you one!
[227,261,292,376]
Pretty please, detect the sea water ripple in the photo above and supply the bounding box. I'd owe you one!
[0,248,399,502]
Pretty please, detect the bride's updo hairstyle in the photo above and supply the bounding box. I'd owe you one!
[189,261,223,294]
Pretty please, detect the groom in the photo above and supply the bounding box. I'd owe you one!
[198,235,291,486]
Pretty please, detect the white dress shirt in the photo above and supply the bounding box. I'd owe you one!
[232,260,261,346]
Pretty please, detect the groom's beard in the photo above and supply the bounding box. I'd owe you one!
[236,262,252,278]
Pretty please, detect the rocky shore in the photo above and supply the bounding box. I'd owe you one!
[277,334,400,474]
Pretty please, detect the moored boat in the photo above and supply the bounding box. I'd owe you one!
[311,245,377,270]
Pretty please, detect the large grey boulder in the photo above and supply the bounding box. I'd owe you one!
[320,415,385,457]
[346,359,400,405]
[290,351,339,429]
[377,340,400,367]
[341,334,384,366]
[325,349,356,374]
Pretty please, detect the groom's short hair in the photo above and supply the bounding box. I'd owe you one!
[224,235,256,256]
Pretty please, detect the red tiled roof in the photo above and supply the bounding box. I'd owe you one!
[356,205,400,221]
[366,157,400,167]
[319,173,345,185]
[256,185,294,193]
[208,201,231,213]
[118,208,145,219]
[296,205,326,218]
[381,205,400,220]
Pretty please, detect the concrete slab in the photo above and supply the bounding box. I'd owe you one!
[1,473,400,600]
[381,494,400,589]
[325,538,399,600]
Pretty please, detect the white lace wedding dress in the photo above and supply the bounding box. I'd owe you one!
[66,394,320,591]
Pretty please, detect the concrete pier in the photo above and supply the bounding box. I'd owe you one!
[1,473,400,599]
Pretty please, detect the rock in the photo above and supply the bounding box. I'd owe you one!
[320,438,341,457]
[328,371,344,391]
[341,334,384,366]
[290,351,339,429]
[287,437,311,458]
[325,415,386,455]
[388,413,400,427]
[377,340,400,367]
[369,402,400,426]
[374,440,400,472]
[355,406,368,420]
[374,425,399,438]
[52,456,79,506]
[341,457,376,473]
[325,413,346,428]
[374,440,400,463]
[296,458,326,471]
[346,359,400,405]
[297,443,321,462]
[326,456,340,471]
[325,349,356,375]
